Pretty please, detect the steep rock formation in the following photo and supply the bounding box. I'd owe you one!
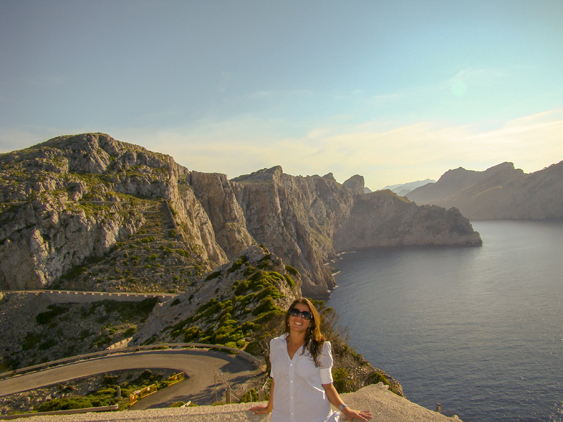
[0,200,142,290]
[1,133,483,296]
[406,167,487,204]
[134,245,301,347]
[343,175,366,196]
[231,166,354,297]
[189,171,255,259]
[407,162,563,220]
[0,133,227,290]
[334,190,482,250]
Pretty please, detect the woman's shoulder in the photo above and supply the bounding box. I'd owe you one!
[270,334,288,347]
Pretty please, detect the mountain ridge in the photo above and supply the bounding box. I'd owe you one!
[1,133,482,297]
[382,179,436,197]
[406,161,563,220]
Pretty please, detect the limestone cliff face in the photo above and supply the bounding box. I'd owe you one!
[1,133,482,296]
[343,174,365,196]
[407,161,563,220]
[189,171,255,259]
[334,190,482,250]
[231,166,354,297]
[0,133,227,290]
[0,200,142,290]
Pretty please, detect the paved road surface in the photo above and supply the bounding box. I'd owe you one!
[0,349,263,408]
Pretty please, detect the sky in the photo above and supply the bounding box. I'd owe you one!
[1,0,562,190]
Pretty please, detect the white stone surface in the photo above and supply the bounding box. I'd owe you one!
[12,384,462,422]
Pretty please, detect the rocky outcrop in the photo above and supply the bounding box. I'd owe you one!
[0,200,142,290]
[407,161,563,220]
[343,174,365,196]
[231,167,354,297]
[334,190,482,250]
[0,291,160,370]
[189,171,254,259]
[134,245,301,347]
[1,133,482,296]
[0,133,227,290]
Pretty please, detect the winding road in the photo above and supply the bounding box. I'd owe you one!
[0,349,264,408]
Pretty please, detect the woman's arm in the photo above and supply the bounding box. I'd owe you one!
[248,379,274,414]
[322,383,372,421]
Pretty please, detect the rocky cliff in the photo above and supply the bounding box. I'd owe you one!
[0,133,225,291]
[334,190,482,250]
[132,246,403,398]
[406,161,563,220]
[1,133,482,297]
[133,245,300,349]
[230,167,354,296]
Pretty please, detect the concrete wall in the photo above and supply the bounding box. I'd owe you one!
[0,290,175,304]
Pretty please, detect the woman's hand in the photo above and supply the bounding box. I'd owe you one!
[341,406,373,421]
[249,379,274,415]
[248,404,272,415]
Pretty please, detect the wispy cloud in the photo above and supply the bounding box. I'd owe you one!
[3,107,562,191]
[364,67,510,105]
[115,107,563,189]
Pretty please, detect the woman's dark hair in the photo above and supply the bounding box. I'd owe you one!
[284,298,326,366]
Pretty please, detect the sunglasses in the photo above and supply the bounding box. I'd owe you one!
[289,308,313,320]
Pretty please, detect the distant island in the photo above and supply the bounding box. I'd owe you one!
[382,179,436,197]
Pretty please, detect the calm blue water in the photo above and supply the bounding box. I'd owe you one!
[328,220,563,422]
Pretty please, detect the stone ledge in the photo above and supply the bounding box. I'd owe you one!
[6,384,461,422]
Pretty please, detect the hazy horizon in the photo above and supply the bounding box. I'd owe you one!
[1,0,562,190]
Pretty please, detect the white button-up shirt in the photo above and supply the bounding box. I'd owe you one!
[269,335,337,422]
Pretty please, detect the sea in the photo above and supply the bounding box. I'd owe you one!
[328,220,563,422]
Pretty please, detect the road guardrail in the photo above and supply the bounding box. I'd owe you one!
[0,343,262,381]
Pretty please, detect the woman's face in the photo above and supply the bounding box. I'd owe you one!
[288,302,313,333]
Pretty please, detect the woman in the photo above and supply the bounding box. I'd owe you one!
[249,298,372,422]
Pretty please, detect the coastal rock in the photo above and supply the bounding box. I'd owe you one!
[168,180,228,268]
[407,161,563,220]
[343,174,365,196]
[1,133,482,296]
[334,190,482,250]
[0,200,142,290]
[134,245,301,346]
[189,171,254,259]
[0,133,228,290]
[231,166,354,297]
